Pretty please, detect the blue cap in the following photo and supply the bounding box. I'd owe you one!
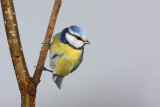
[69,25,85,36]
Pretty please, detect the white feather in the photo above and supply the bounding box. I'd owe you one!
[81,35,87,41]
[50,53,57,74]
[66,33,84,48]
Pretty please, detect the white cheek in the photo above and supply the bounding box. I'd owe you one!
[74,40,84,48]
[66,33,76,44]
[66,33,84,48]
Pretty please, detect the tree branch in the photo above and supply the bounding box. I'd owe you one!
[1,0,31,106]
[33,0,62,86]
[1,0,62,106]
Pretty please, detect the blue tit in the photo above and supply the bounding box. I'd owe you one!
[50,25,90,89]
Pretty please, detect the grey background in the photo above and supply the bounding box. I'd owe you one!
[0,0,160,107]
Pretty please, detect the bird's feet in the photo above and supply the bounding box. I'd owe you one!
[34,65,53,73]
[42,42,51,48]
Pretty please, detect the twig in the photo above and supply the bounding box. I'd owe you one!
[33,0,62,86]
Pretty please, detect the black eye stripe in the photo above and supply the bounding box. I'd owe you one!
[75,36,85,42]
[76,36,82,40]
[67,32,85,42]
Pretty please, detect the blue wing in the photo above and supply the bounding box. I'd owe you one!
[70,49,84,73]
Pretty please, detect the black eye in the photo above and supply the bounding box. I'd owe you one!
[77,37,81,40]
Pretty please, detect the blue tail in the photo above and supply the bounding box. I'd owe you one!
[52,74,64,89]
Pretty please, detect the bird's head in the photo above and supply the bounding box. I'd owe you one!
[59,25,90,49]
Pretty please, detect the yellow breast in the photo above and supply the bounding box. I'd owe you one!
[50,34,82,76]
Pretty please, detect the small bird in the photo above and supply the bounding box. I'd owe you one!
[42,25,90,89]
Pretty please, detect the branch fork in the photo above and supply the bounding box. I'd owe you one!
[1,0,62,106]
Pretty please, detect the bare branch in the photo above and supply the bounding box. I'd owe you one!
[33,0,62,86]
[1,0,62,106]
[1,0,31,106]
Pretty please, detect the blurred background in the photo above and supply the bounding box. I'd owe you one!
[0,0,160,107]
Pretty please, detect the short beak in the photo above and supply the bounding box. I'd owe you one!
[85,40,90,44]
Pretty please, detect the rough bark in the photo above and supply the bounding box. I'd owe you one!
[1,0,62,106]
